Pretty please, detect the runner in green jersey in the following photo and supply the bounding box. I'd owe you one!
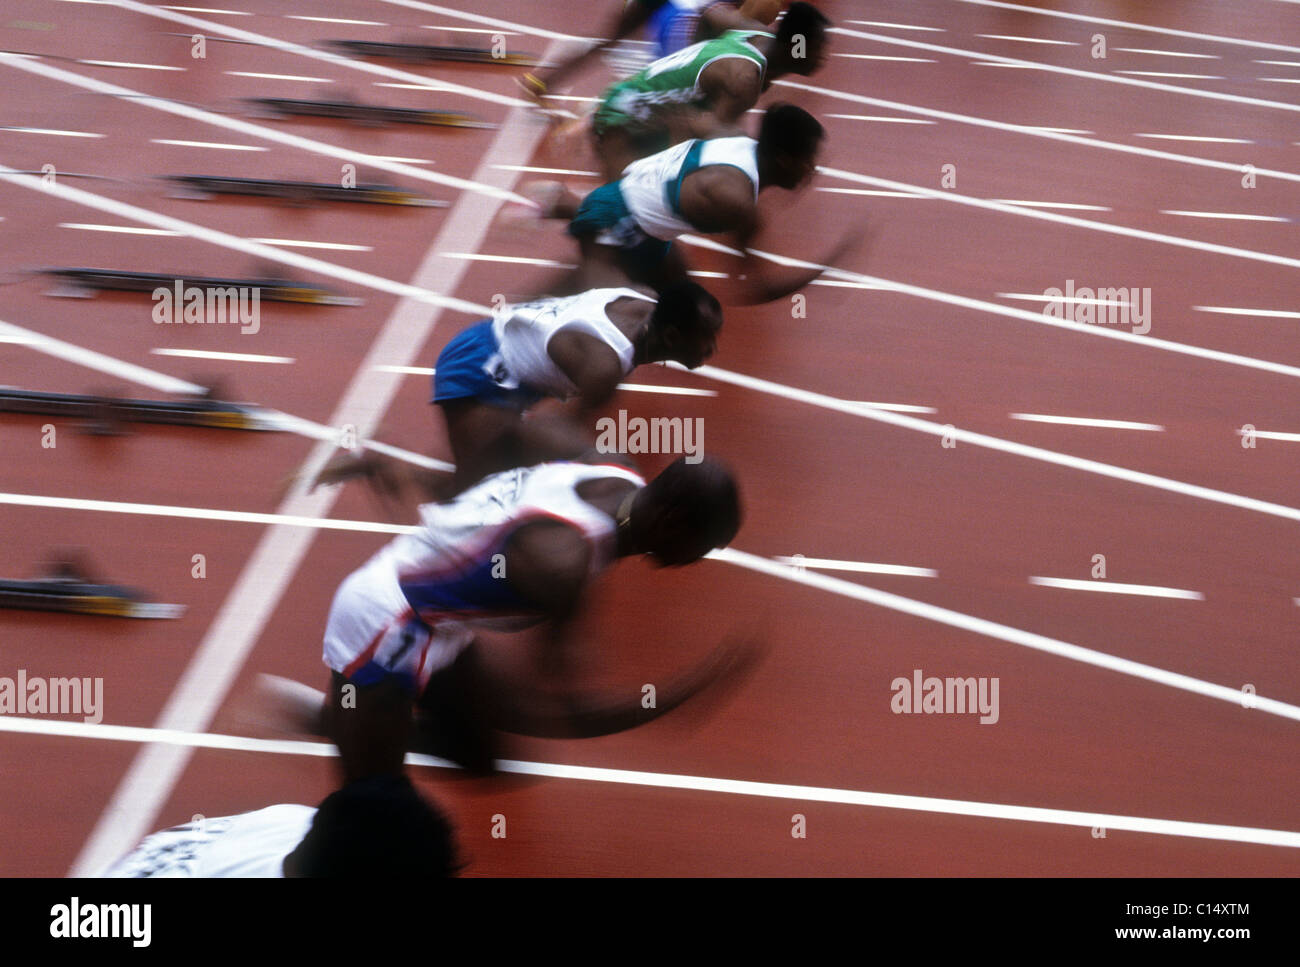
[588,3,831,179]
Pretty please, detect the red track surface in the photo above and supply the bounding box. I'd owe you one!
[1,0,1298,876]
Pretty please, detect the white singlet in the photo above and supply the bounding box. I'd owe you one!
[492,288,652,399]
[619,135,760,241]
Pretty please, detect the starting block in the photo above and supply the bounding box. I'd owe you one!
[41,268,360,306]
[0,387,281,433]
[0,571,183,619]
[322,39,537,67]
[246,97,494,129]
[162,175,446,207]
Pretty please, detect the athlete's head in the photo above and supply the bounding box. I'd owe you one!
[283,774,459,877]
[646,280,723,369]
[775,3,831,75]
[630,456,742,567]
[757,102,824,190]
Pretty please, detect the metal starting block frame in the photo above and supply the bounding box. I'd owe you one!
[0,576,184,619]
[245,96,494,128]
[162,175,446,207]
[0,388,281,433]
[40,268,360,306]
[322,38,538,66]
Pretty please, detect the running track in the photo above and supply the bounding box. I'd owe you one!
[1,0,1298,876]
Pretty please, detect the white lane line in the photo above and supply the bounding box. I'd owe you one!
[162,6,249,14]
[677,235,1300,382]
[1261,77,1300,84]
[2,54,527,204]
[1195,306,1300,319]
[825,114,937,124]
[224,71,331,83]
[493,164,601,176]
[0,493,411,535]
[1161,210,1289,222]
[372,365,716,397]
[1256,60,1300,66]
[993,200,1112,211]
[954,0,1300,56]
[809,279,885,290]
[375,364,434,375]
[1135,133,1254,143]
[284,15,388,26]
[819,166,1300,271]
[1029,576,1203,600]
[976,34,1076,45]
[0,319,204,395]
[1116,48,1221,59]
[774,78,1300,186]
[1010,413,1165,432]
[0,164,487,317]
[0,126,104,138]
[1114,71,1224,80]
[249,238,374,251]
[421,25,521,36]
[970,62,1044,69]
[617,383,717,397]
[5,717,1297,849]
[66,59,556,878]
[776,556,937,577]
[104,0,528,108]
[28,132,1299,402]
[999,293,1130,306]
[151,348,295,364]
[1238,429,1300,442]
[151,138,268,151]
[846,20,944,32]
[833,54,936,62]
[852,401,937,414]
[680,362,1300,523]
[78,60,185,71]
[0,317,444,469]
[439,252,572,266]
[829,25,1300,114]
[1,489,1287,732]
[816,187,928,198]
[716,547,1298,722]
[373,82,459,91]
[59,223,179,236]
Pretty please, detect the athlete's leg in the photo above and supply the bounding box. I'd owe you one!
[325,671,414,783]
[436,398,529,493]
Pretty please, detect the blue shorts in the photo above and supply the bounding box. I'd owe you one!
[431,320,542,411]
[568,181,673,275]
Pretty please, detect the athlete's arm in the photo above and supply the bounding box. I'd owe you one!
[682,57,763,137]
[525,0,665,97]
[547,328,626,407]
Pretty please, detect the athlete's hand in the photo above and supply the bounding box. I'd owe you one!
[517,71,549,105]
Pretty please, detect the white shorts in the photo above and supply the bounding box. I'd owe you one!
[322,558,474,695]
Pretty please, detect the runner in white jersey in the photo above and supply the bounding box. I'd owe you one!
[517,0,782,107]
[559,103,864,303]
[106,775,457,878]
[425,281,721,492]
[311,453,747,781]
